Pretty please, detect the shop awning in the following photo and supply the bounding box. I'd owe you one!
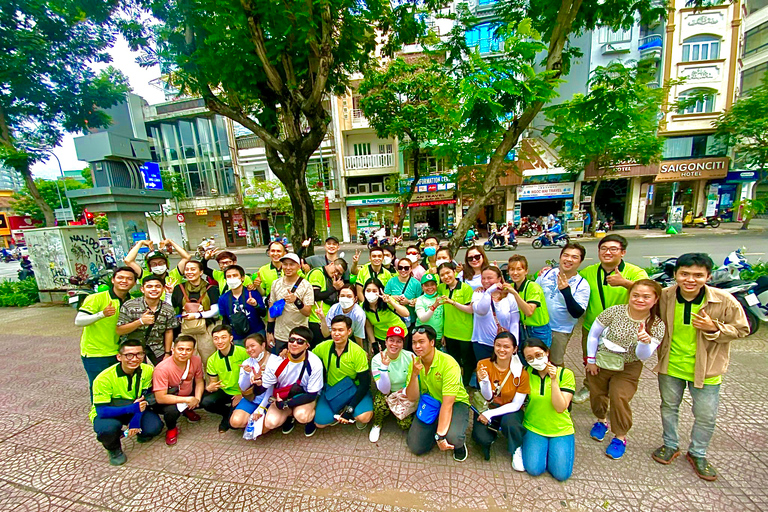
[409,199,457,207]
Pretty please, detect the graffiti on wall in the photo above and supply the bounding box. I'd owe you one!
[26,228,103,290]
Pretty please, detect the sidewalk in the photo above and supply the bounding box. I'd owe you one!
[1,306,767,511]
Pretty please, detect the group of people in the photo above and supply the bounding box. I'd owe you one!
[77,232,749,483]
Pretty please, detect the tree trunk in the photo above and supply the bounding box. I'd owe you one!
[148,212,167,240]
[396,147,421,237]
[590,178,602,236]
[19,163,55,227]
[741,171,766,230]
[278,158,316,255]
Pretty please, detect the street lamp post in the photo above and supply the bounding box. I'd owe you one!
[43,150,75,222]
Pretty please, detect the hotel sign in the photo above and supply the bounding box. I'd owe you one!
[655,157,729,182]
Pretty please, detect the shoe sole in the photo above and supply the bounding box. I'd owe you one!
[165,438,177,446]
[591,434,606,442]
[686,453,718,481]
[652,450,680,465]
[605,451,624,460]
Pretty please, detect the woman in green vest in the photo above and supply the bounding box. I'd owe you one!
[362,279,409,354]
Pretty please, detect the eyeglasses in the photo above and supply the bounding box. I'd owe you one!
[288,337,307,345]
[122,352,145,360]
[599,246,623,254]
[467,254,483,262]
[397,265,411,271]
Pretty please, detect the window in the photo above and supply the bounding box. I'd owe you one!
[378,144,393,154]
[662,135,726,159]
[682,35,720,62]
[252,169,267,182]
[426,156,444,174]
[677,88,717,114]
[478,0,496,5]
[742,63,768,94]
[353,143,371,156]
[598,26,632,44]
[745,21,768,56]
[465,23,501,54]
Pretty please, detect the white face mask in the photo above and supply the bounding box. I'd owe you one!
[226,277,242,290]
[406,254,419,263]
[383,256,392,266]
[436,259,450,267]
[151,265,167,275]
[365,291,379,304]
[339,297,355,310]
[528,355,549,371]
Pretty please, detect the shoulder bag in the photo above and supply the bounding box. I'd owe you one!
[322,348,357,414]
[179,284,209,335]
[273,357,312,400]
[415,375,441,424]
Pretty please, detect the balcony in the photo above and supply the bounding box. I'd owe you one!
[601,41,632,55]
[351,109,369,128]
[639,35,663,60]
[344,153,394,172]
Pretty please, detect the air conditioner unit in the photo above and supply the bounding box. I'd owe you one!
[358,183,370,193]
[384,182,394,192]
[348,186,358,195]
[371,183,383,193]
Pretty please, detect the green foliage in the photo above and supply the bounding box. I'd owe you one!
[741,261,768,281]
[160,170,187,201]
[10,178,89,223]
[0,278,40,308]
[81,168,94,187]
[94,214,110,231]
[735,198,767,219]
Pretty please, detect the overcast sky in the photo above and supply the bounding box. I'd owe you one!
[30,37,166,180]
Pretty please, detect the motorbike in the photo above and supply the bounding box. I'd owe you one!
[516,220,539,238]
[649,257,677,288]
[67,269,113,309]
[483,229,518,251]
[357,230,368,245]
[442,224,454,239]
[532,232,569,249]
[462,232,478,247]
[18,258,34,281]
[683,211,721,228]
[195,237,216,259]
[645,215,667,230]
[709,279,768,335]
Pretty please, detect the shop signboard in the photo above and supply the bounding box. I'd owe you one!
[346,196,398,206]
[725,170,761,182]
[705,199,718,217]
[517,182,575,201]
[655,157,729,182]
[399,174,457,194]
[585,161,658,179]
[409,190,454,204]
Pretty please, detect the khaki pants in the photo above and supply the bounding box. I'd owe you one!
[586,360,643,437]
[549,330,573,367]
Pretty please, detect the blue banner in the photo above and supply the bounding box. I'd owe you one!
[140,162,163,190]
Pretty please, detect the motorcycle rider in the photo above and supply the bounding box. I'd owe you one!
[546,219,563,245]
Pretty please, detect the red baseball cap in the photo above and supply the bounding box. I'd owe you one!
[386,326,406,339]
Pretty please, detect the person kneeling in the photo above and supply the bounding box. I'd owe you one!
[229,334,274,430]
[313,316,374,429]
[90,340,163,466]
[405,325,470,462]
[200,325,248,433]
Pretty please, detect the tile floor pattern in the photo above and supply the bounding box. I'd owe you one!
[0,306,767,511]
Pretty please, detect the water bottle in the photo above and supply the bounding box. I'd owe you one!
[243,418,255,440]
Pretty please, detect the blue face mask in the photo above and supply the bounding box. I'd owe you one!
[424,247,436,257]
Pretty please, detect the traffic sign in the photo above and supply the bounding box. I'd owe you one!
[140,162,163,190]
[177,213,186,223]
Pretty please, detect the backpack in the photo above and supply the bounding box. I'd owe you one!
[228,290,254,337]
[179,284,211,335]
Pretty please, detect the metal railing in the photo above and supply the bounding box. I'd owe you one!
[344,153,394,170]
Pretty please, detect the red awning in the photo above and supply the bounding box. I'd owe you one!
[408,199,457,208]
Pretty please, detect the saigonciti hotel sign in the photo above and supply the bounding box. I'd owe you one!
[655,157,729,182]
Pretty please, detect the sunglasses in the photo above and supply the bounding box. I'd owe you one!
[414,326,432,334]
[288,337,307,345]
[467,254,483,262]
[397,265,411,271]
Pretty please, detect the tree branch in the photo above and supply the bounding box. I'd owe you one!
[304,3,334,112]
[240,0,285,94]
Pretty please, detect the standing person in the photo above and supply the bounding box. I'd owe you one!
[458,246,489,291]
[369,326,416,442]
[218,265,266,346]
[404,325,470,461]
[124,239,190,301]
[76,266,137,400]
[307,258,347,347]
[152,335,205,445]
[362,279,409,354]
[200,325,249,433]
[319,284,366,347]
[202,250,252,293]
[505,255,552,348]
[384,255,422,328]
[473,332,530,469]
[305,236,342,269]
[267,253,314,353]
[536,244,590,366]
[116,275,179,364]
[472,267,520,363]
[352,246,393,302]
[652,253,749,481]
[521,338,576,482]
[380,244,398,274]
[575,234,648,403]
[256,326,324,437]
[415,236,440,276]
[90,340,162,466]
[437,262,475,387]
[313,316,374,429]
[229,334,273,429]
[253,241,288,299]
[405,245,426,280]
[586,280,666,460]
[414,274,445,344]
[172,261,220,368]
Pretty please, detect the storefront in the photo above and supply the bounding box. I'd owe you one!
[516,182,575,219]
[582,162,659,226]
[346,195,399,238]
[399,174,456,235]
[648,156,729,219]
[8,215,43,247]
[709,170,760,222]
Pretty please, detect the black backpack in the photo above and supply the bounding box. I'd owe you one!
[228,290,253,336]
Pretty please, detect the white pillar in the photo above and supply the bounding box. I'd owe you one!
[626,177,642,226]
[340,206,351,243]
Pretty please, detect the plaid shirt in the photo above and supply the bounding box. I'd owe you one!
[118,297,179,353]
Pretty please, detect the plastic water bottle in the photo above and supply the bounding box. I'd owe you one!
[243,418,255,440]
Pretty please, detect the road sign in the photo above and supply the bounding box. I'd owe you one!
[177,213,186,223]
[140,162,163,190]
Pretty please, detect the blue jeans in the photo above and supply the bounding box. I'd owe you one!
[93,411,163,451]
[520,323,552,348]
[658,373,721,458]
[81,355,117,402]
[522,430,575,482]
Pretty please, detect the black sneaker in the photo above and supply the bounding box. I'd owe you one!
[481,445,491,461]
[304,422,317,437]
[652,445,680,465]
[108,448,127,466]
[453,445,468,462]
[218,419,230,434]
[282,417,295,435]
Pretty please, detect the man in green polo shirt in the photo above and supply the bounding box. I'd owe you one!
[76,266,137,401]
[575,234,647,403]
[90,340,163,466]
[312,315,374,428]
[253,241,288,299]
[200,324,249,433]
[202,250,253,293]
[405,325,470,462]
[652,253,749,481]
[353,246,393,303]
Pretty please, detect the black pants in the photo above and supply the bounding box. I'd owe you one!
[153,404,182,430]
[445,337,476,387]
[308,322,327,349]
[201,390,234,423]
[407,402,469,455]
[93,411,163,451]
[272,338,288,355]
[471,409,526,456]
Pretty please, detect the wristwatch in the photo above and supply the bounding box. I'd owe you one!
[435,433,446,442]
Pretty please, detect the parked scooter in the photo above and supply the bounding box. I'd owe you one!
[683,211,721,228]
[645,215,667,230]
[649,257,677,288]
[67,269,112,309]
[532,232,570,249]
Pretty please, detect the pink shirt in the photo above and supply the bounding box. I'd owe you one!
[152,355,203,397]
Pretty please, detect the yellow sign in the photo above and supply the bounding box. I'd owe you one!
[0,213,9,236]
[195,209,208,216]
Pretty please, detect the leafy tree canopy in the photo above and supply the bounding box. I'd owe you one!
[11,178,89,223]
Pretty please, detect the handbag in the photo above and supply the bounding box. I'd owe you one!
[179,284,209,335]
[491,301,507,335]
[415,375,441,424]
[269,277,304,318]
[596,350,625,371]
[386,389,417,420]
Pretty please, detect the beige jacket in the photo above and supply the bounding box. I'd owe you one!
[655,285,750,388]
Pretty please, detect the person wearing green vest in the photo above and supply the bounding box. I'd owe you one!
[362,279,409,354]
[202,250,252,293]
[575,234,647,404]
[76,266,137,401]
[352,246,393,303]
[90,340,162,466]
[437,262,475,387]
[124,238,190,302]
[505,254,551,348]
[307,258,348,347]
[253,241,288,300]
[405,325,470,461]
[414,274,445,342]
[200,324,249,433]
[652,253,749,481]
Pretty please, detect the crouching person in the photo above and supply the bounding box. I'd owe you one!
[405,325,470,462]
[91,340,163,465]
[200,325,248,433]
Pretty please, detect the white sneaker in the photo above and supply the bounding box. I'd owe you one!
[369,425,382,443]
[573,387,590,404]
[512,447,525,472]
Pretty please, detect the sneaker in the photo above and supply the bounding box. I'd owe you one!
[182,409,201,422]
[453,445,468,462]
[165,427,178,446]
[218,419,230,434]
[573,387,590,404]
[369,425,382,443]
[605,438,626,460]
[481,445,491,461]
[355,420,367,430]
[304,422,317,437]
[108,448,127,466]
[136,435,152,443]
[512,447,525,472]
[686,453,718,481]
[590,421,608,442]
[282,417,295,435]
[652,445,681,465]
